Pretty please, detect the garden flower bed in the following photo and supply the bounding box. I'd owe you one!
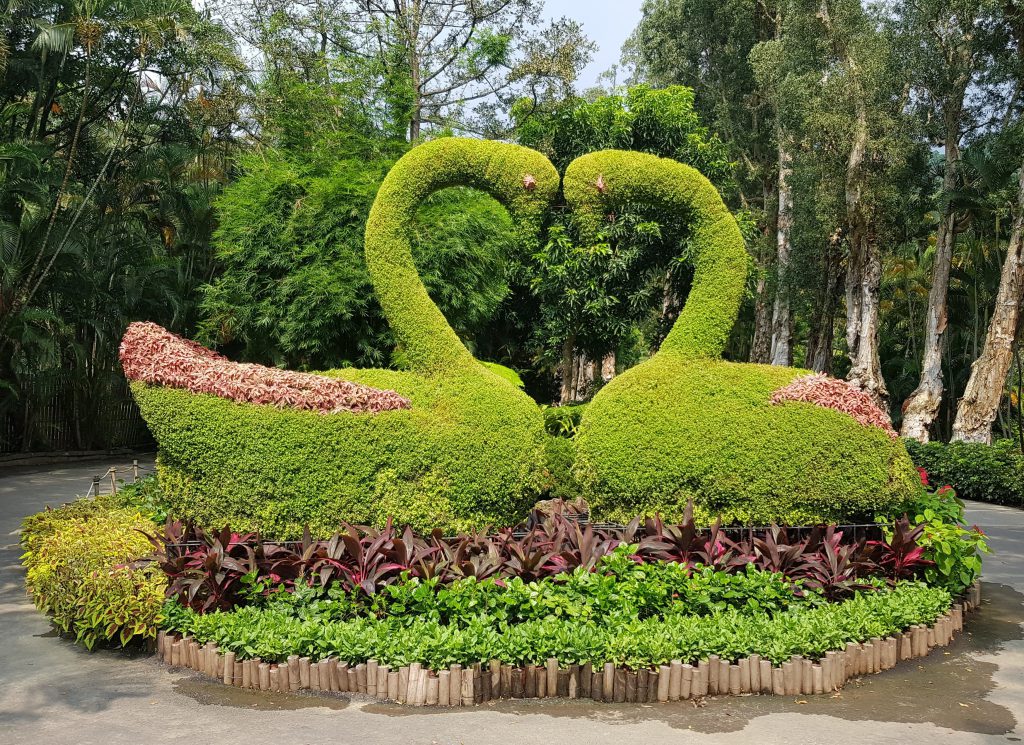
[20,471,989,706]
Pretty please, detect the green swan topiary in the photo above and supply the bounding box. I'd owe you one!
[126,138,560,538]
[567,150,920,525]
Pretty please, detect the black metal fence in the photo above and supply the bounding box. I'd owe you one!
[1,370,152,453]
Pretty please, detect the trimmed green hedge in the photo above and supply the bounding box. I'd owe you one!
[905,439,1024,508]
[134,138,561,537]
[569,150,918,525]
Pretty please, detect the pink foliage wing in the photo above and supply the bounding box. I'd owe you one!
[769,373,898,440]
[119,322,411,415]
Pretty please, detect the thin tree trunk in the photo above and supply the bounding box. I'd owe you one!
[952,167,1024,443]
[750,180,778,364]
[600,352,616,383]
[559,336,575,404]
[769,134,794,366]
[806,237,843,373]
[901,103,965,440]
[819,0,888,409]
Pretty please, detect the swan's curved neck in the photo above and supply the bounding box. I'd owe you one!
[365,138,559,376]
[563,150,747,361]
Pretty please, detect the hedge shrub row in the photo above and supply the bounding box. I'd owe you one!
[905,439,1024,508]
[21,496,165,649]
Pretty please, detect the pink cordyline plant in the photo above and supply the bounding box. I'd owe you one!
[119,322,411,414]
[770,373,899,440]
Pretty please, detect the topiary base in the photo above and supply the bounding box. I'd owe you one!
[153,583,980,706]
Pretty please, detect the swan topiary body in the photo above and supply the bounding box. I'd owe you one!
[127,138,559,538]
[567,150,919,525]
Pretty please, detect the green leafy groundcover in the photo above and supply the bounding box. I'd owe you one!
[162,575,950,670]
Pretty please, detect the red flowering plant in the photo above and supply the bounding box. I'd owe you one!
[119,322,410,414]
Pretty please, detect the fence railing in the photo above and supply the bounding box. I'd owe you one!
[1,371,152,454]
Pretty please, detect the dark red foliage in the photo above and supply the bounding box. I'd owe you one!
[148,501,933,612]
[120,322,410,414]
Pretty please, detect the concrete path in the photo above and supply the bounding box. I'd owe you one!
[0,459,1021,744]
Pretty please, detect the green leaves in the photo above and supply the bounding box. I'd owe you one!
[163,580,951,668]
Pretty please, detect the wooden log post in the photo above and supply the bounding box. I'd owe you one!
[772,666,785,696]
[524,665,537,698]
[367,660,378,697]
[258,663,270,690]
[759,659,772,693]
[669,660,682,701]
[511,668,524,698]
[610,668,624,703]
[387,670,399,701]
[461,666,475,706]
[729,664,741,695]
[812,664,824,694]
[546,658,558,697]
[490,660,502,699]
[657,665,670,702]
[708,655,720,694]
[603,663,615,702]
[681,664,693,700]
[398,666,410,704]
[569,665,580,699]
[696,660,710,697]
[591,670,603,702]
[636,668,647,702]
[223,651,236,686]
[625,671,638,703]
[450,664,462,705]
[739,657,751,693]
[581,663,593,698]
[426,674,439,706]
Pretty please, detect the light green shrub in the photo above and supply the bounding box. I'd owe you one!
[568,150,919,524]
[21,497,165,649]
[133,138,561,536]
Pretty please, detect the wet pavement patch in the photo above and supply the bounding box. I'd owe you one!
[171,676,350,711]
[364,581,1023,735]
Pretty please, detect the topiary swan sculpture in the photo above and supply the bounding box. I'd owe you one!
[123,138,560,538]
[124,139,918,537]
[565,149,919,525]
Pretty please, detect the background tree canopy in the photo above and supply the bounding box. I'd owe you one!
[1,0,1022,453]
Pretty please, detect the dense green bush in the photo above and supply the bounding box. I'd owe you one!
[21,496,165,649]
[569,150,918,525]
[134,138,562,537]
[904,439,1024,508]
[162,580,950,668]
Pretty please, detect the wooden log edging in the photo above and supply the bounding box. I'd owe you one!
[154,581,980,707]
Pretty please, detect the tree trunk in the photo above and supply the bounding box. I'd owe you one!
[841,85,887,408]
[818,0,888,409]
[750,180,778,364]
[558,336,575,404]
[952,166,1024,443]
[769,134,794,366]
[805,236,843,373]
[600,352,616,383]
[901,97,966,441]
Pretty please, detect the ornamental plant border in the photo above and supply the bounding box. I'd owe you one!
[153,582,981,706]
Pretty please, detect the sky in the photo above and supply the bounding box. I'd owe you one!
[542,0,644,88]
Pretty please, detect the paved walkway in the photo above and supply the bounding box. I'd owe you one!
[0,458,1021,744]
